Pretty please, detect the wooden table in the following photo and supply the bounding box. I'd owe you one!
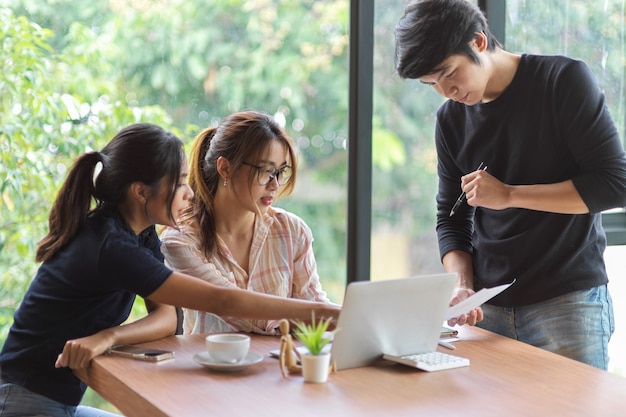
[75,327,626,417]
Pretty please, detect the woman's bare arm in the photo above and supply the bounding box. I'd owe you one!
[147,271,341,322]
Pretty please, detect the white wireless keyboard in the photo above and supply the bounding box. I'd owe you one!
[383,351,470,372]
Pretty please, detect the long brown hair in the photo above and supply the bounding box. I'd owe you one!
[184,110,298,261]
[36,123,184,262]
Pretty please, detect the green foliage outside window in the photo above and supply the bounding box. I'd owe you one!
[0,8,174,332]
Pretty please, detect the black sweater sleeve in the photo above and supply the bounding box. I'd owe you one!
[557,60,626,212]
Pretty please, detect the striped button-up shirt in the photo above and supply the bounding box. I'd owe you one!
[160,207,331,335]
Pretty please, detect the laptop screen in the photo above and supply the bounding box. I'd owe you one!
[330,273,457,370]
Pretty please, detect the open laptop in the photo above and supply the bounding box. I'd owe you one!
[330,273,458,371]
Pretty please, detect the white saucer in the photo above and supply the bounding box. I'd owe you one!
[193,351,264,372]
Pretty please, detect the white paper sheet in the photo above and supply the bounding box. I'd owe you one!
[445,280,515,320]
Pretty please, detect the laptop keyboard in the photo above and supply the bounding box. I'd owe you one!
[383,352,470,372]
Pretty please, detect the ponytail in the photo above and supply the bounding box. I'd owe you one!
[186,127,221,261]
[188,127,217,208]
[36,152,103,262]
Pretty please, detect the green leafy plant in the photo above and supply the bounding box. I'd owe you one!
[292,313,333,355]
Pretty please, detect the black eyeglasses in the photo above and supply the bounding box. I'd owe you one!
[243,162,293,186]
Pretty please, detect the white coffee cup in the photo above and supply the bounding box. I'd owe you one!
[206,333,250,363]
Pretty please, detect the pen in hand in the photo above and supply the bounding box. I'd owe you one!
[449,162,487,217]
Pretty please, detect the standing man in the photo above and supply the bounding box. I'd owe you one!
[394,0,626,369]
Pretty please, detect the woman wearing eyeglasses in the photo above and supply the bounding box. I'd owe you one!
[161,110,332,335]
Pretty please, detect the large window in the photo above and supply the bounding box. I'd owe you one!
[1,0,351,303]
[368,0,449,283]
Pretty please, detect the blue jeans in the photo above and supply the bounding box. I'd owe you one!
[0,381,122,417]
[477,284,614,370]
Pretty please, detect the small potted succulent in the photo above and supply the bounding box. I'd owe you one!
[292,313,334,383]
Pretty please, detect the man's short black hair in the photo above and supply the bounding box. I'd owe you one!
[395,0,502,79]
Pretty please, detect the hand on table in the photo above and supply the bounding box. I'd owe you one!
[55,333,112,370]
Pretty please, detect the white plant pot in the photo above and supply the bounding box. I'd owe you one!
[301,352,331,383]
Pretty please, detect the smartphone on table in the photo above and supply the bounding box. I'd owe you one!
[106,345,175,362]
